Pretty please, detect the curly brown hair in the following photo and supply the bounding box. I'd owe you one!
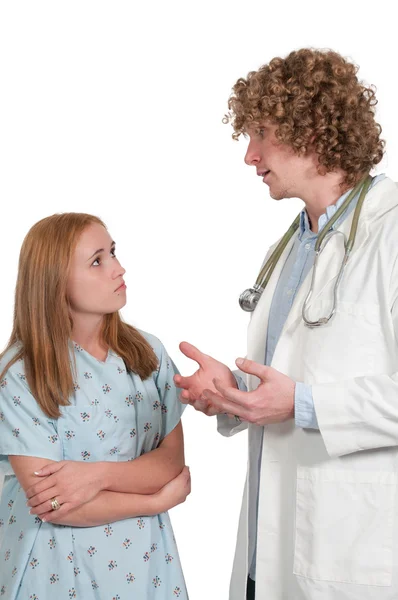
[224,48,385,186]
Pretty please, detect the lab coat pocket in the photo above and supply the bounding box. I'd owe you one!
[293,467,395,586]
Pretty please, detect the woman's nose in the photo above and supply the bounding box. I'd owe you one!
[114,261,126,278]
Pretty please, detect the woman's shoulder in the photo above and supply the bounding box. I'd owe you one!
[136,329,166,359]
[0,344,25,378]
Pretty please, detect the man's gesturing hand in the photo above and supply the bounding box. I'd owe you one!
[201,357,295,426]
[174,342,238,417]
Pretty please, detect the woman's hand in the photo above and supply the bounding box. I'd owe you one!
[174,342,238,416]
[154,466,191,513]
[26,460,104,522]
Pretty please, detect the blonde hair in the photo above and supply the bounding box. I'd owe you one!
[0,213,158,418]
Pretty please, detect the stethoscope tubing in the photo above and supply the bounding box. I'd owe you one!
[239,175,373,321]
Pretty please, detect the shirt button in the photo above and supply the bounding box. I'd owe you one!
[305,243,311,250]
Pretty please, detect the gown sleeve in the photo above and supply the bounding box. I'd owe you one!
[153,340,186,442]
[0,360,63,463]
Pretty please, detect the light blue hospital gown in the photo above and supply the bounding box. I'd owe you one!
[0,332,188,600]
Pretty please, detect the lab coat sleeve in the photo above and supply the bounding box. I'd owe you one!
[312,373,398,457]
[217,369,249,437]
[313,288,398,457]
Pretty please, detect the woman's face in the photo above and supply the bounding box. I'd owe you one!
[66,223,127,318]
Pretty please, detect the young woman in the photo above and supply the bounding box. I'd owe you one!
[0,213,190,599]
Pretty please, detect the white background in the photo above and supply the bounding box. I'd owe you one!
[0,1,397,598]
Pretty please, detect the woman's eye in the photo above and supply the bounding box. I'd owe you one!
[111,248,116,258]
[92,258,100,266]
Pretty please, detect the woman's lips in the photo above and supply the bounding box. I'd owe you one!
[115,282,126,292]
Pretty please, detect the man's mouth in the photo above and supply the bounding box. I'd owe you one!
[257,169,271,181]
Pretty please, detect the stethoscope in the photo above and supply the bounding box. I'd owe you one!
[239,175,373,328]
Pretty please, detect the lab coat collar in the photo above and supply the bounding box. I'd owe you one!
[247,177,398,369]
[281,177,398,338]
[298,174,387,241]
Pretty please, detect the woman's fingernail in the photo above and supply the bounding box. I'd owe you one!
[236,358,244,366]
[42,518,46,523]
[34,471,41,475]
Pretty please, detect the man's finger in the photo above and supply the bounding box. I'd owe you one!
[235,358,270,381]
[202,389,250,421]
[179,341,207,367]
[173,374,194,390]
[192,396,212,413]
[184,395,219,416]
[179,391,204,409]
[212,378,253,406]
[179,390,193,405]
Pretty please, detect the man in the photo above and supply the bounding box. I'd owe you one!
[174,48,398,600]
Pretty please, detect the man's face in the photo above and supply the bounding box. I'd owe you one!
[244,123,317,200]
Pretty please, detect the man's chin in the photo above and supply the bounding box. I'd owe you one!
[268,189,284,201]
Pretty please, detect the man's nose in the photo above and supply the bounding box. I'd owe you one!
[244,142,261,166]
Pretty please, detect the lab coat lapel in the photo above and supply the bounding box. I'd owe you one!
[249,178,397,366]
[277,207,370,337]
[247,234,297,375]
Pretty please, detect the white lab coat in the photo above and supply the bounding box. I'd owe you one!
[218,177,398,599]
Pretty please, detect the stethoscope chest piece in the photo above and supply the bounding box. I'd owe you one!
[239,285,263,312]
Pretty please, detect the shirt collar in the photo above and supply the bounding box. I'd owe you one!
[299,183,363,240]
